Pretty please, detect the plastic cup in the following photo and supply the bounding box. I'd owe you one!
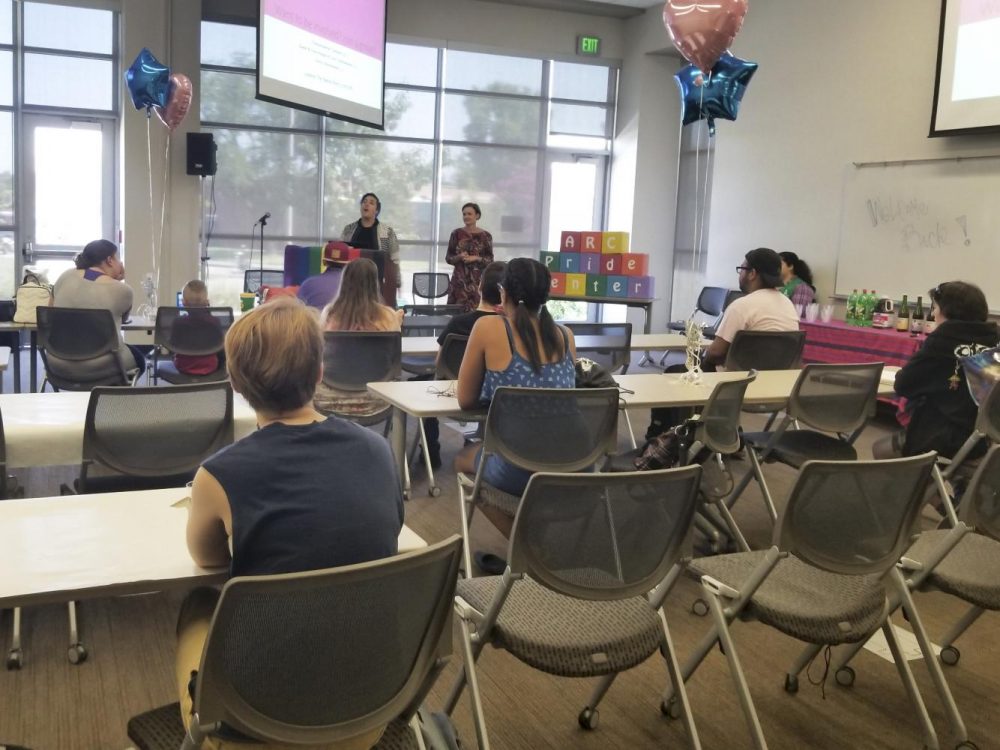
[805,303,819,322]
[239,293,255,312]
[820,305,834,322]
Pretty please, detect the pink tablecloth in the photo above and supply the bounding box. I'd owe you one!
[800,319,923,368]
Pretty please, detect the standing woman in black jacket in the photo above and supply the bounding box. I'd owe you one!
[874,281,999,459]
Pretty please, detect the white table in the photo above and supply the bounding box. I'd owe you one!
[0,390,258,468]
[0,487,426,609]
[400,332,696,357]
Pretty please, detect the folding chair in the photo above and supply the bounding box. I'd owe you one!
[566,322,638,447]
[724,329,806,431]
[725,362,883,536]
[412,272,451,304]
[37,306,139,391]
[127,536,464,750]
[668,286,728,335]
[319,331,402,429]
[151,306,233,384]
[457,386,619,577]
[663,453,944,750]
[445,468,704,750]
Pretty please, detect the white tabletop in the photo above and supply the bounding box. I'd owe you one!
[0,487,426,608]
[400,332,695,357]
[0,390,258,468]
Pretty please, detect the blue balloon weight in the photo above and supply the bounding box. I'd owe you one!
[674,52,758,135]
[124,47,171,111]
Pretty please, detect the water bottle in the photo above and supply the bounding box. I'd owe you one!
[863,289,877,327]
[846,289,858,325]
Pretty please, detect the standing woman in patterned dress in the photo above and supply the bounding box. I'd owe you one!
[446,202,494,312]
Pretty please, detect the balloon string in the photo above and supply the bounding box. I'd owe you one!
[146,112,155,309]
[692,75,707,270]
[156,135,169,303]
[697,122,713,268]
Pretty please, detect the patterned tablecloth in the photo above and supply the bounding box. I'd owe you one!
[800,319,923,368]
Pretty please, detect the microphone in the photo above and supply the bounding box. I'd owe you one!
[256,211,271,225]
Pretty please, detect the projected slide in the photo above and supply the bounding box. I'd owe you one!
[952,1,1000,101]
[258,0,386,128]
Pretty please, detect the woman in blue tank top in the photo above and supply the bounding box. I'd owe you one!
[455,257,576,537]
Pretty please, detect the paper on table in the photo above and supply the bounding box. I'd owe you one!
[881,366,900,385]
[171,496,192,509]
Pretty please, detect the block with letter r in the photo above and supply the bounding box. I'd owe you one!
[559,253,581,273]
[629,276,654,299]
[601,254,622,275]
[550,272,566,295]
[560,231,582,252]
[580,231,603,253]
[620,253,648,277]
[540,251,560,273]
[602,231,629,254]
[606,275,628,298]
[580,253,601,274]
[586,274,607,297]
[564,273,587,297]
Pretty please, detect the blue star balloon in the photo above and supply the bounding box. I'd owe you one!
[675,52,758,135]
[124,47,172,112]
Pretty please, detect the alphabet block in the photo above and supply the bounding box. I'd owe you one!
[580,231,603,253]
[560,231,582,252]
[602,232,629,254]
[629,276,655,299]
[580,253,602,274]
[540,251,561,272]
[550,272,566,296]
[564,273,587,297]
[601,254,623,275]
[620,253,649,277]
[559,253,581,273]
[585,274,607,297]
[606,275,628,298]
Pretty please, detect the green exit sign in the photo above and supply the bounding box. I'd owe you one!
[577,35,601,56]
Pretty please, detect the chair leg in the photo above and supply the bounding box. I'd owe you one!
[67,601,86,664]
[6,607,22,669]
[456,478,476,579]
[704,587,768,750]
[658,610,703,750]
[708,496,751,552]
[744,448,778,523]
[622,409,637,450]
[451,616,491,750]
[939,605,985,650]
[417,417,439,497]
[880,617,939,750]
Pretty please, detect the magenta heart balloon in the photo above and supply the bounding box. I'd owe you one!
[662,0,749,75]
[153,72,193,132]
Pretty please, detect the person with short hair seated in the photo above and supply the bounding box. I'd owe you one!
[455,257,577,539]
[180,297,403,750]
[172,279,223,376]
[874,281,999,461]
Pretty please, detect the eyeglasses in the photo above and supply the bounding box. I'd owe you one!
[735,265,751,274]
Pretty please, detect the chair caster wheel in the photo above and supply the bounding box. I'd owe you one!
[403,491,410,501]
[578,707,599,730]
[429,486,442,498]
[660,698,681,720]
[940,645,960,666]
[68,643,87,664]
[955,741,978,749]
[784,674,798,694]
[691,599,709,617]
[835,666,855,687]
[5,649,22,670]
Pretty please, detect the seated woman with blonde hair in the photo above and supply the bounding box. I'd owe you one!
[315,257,403,418]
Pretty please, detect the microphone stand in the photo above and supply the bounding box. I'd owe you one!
[257,213,268,304]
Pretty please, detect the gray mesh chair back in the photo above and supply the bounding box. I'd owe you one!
[80,382,234,492]
[322,331,402,393]
[193,537,462,746]
[243,269,284,294]
[668,285,728,332]
[509,467,702,601]
[724,330,805,371]
[36,306,130,390]
[958,444,1000,541]
[564,322,632,373]
[786,362,883,433]
[483,386,619,473]
[153,306,233,383]
[412,272,451,301]
[692,372,756,455]
[776,453,936,576]
[436,334,468,380]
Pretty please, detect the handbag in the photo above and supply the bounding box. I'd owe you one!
[13,271,53,325]
[574,357,617,388]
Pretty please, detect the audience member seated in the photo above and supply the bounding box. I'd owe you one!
[874,281,999,461]
[181,297,403,750]
[647,247,799,439]
[53,238,145,373]
[454,257,576,538]
[778,251,816,307]
[314,257,404,419]
[172,279,223,376]
[296,246,346,310]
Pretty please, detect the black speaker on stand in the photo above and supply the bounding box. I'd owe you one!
[186,132,217,176]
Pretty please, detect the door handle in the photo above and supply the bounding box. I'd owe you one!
[21,241,32,261]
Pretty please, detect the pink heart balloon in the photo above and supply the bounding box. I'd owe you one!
[153,73,193,132]
[662,0,748,75]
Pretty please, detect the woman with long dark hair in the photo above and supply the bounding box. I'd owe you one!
[455,257,576,536]
[778,251,816,307]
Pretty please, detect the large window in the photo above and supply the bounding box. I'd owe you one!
[200,23,617,310]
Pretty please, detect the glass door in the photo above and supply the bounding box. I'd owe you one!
[21,114,115,283]
[543,152,606,321]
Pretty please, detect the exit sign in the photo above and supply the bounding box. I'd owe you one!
[577,35,601,56]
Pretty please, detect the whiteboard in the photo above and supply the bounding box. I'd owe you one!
[836,156,1000,311]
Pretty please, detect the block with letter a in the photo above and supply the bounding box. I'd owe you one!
[602,231,629,254]
[580,231,603,253]
[560,231,582,252]
[565,273,587,297]
[620,253,649,277]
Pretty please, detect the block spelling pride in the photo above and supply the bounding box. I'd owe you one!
[540,231,653,300]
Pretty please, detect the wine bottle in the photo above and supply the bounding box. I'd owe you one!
[910,295,924,334]
[896,294,910,332]
[924,309,937,334]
